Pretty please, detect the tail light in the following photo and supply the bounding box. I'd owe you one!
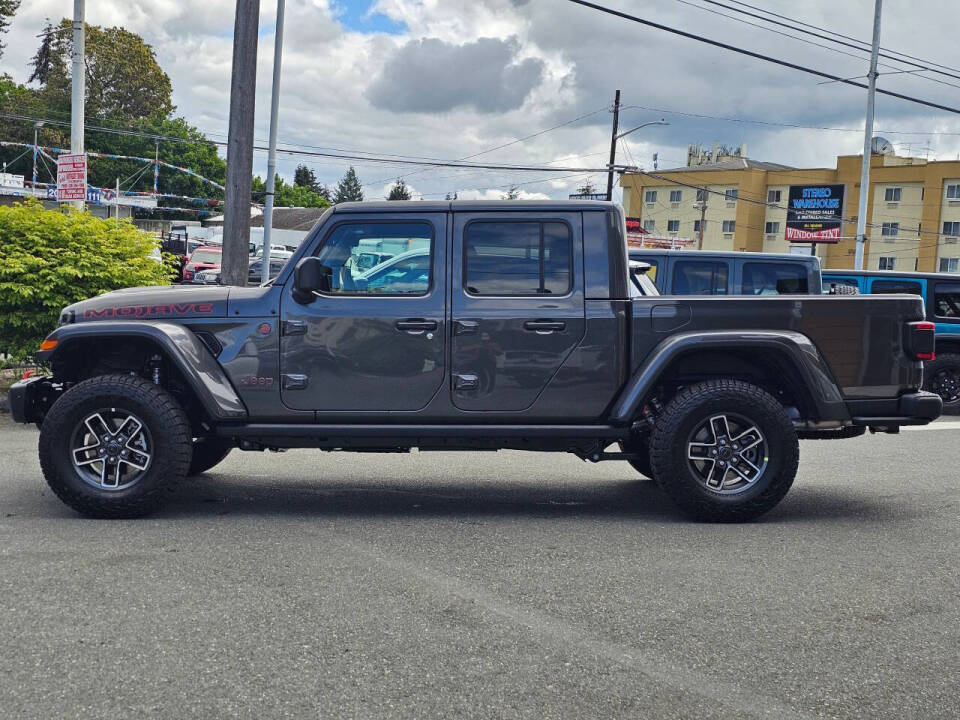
[907,321,936,361]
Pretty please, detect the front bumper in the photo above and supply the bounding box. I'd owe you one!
[850,391,942,428]
[7,376,56,424]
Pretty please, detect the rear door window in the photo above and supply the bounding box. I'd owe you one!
[741,262,809,295]
[870,280,923,295]
[671,260,729,295]
[464,221,572,296]
[934,282,960,318]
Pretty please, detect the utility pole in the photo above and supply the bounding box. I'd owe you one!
[696,194,707,250]
[605,89,621,202]
[70,0,85,210]
[262,0,286,284]
[153,140,160,196]
[222,0,261,287]
[854,0,883,270]
[32,121,43,187]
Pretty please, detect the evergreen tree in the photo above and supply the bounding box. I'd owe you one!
[502,185,520,200]
[334,166,364,203]
[0,0,20,59]
[293,164,317,190]
[386,178,412,201]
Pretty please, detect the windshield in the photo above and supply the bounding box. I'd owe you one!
[190,250,221,264]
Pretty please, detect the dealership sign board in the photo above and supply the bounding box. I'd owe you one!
[56,153,87,201]
[786,184,845,243]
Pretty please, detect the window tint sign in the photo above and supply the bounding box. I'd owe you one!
[786,184,844,243]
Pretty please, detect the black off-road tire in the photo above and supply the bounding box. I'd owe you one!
[620,439,654,479]
[189,437,233,475]
[923,352,960,416]
[38,374,192,518]
[649,380,799,522]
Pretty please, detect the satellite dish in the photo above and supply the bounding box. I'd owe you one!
[871,136,895,155]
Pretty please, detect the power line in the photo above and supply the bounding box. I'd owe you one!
[725,0,960,78]
[693,0,960,86]
[564,0,960,116]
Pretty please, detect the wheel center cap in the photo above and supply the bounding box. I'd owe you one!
[106,441,122,456]
[718,446,733,460]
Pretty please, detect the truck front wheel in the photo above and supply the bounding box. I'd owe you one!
[38,375,192,518]
[649,380,799,522]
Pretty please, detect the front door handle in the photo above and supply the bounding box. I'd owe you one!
[396,319,438,334]
[523,320,566,334]
[454,320,479,335]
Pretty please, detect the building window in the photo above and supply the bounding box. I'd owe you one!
[878,256,896,270]
[939,258,959,273]
[946,184,960,200]
[696,189,707,202]
[764,221,780,234]
[944,221,960,236]
[722,220,736,233]
[463,221,572,296]
[884,187,902,202]
[644,190,657,203]
[724,188,738,202]
[693,219,704,232]
[667,220,680,232]
[643,219,655,233]
[767,189,781,204]
[669,190,682,203]
[881,222,900,237]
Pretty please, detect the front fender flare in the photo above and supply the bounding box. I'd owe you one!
[610,330,849,424]
[39,321,247,421]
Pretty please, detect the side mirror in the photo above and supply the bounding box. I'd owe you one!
[292,256,332,304]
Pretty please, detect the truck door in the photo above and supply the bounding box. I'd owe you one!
[279,213,447,412]
[450,212,585,411]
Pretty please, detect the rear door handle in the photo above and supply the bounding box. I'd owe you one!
[454,320,479,335]
[523,320,566,333]
[396,319,438,334]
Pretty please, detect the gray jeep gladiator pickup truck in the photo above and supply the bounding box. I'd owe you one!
[8,200,941,521]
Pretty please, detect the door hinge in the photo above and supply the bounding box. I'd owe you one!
[281,374,308,390]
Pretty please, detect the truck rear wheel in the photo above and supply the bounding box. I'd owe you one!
[649,380,799,522]
[38,375,192,518]
[189,437,233,475]
[924,352,960,415]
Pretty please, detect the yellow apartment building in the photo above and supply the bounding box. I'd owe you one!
[620,150,960,273]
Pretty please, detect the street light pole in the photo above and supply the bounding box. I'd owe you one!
[32,121,43,187]
[605,89,621,202]
[262,0,286,285]
[854,0,883,270]
[70,0,85,210]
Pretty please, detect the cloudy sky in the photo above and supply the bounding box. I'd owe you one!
[2,0,959,202]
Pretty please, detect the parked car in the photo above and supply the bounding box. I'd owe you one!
[248,257,288,285]
[181,246,222,283]
[821,269,960,413]
[629,248,822,296]
[192,268,221,285]
[9,201,939,522]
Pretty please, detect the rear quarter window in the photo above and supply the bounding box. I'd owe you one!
[934,282,960,318]
[671,260,729,295]
[870,280,923,295]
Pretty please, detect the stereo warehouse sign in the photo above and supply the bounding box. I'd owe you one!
[786,184,845,243]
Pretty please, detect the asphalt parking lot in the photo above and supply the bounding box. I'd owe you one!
[1,415,958,719]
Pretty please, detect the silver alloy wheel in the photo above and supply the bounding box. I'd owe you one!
[70,409,153,491]
[686,413,768,494]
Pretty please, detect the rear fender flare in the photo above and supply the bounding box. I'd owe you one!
[611,330,848,424]
[39,321,247,421]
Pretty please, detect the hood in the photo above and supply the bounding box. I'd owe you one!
[62,284,232,324]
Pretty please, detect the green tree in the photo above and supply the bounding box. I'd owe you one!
[252,174,331,209]
[0,200,171,360]
[386,178,412,201]
[334,166,364,203]
[0,1,21,59]
[502,185,520,200]
[29,19,173,121]
[293,164,316,189]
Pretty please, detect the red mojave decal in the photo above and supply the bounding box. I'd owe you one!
[82,302,216,320]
